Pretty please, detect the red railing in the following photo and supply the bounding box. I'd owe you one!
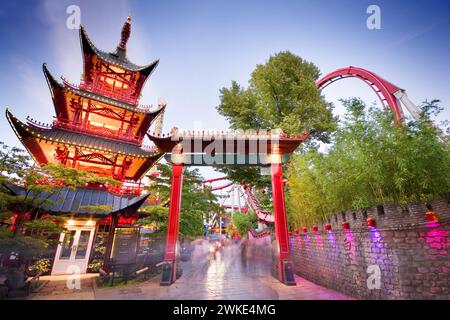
[51,118,143,145]
[61,77,158,113]
[79,81,139,105]
[61,77,138,105]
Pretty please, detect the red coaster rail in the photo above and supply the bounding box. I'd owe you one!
[242,184,275,223]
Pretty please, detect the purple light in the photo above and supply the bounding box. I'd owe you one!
[426,221,440,228]
[344,229,356,264]
[314,232,324,254]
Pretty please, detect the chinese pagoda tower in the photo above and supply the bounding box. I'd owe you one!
[6,17,164,275]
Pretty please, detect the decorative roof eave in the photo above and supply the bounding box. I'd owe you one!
[6,109,162,159]
[6,108,48,164]
[146,129,310,154]
[2,182,150,215]
[79,24,159,73]
[42,63,60,93]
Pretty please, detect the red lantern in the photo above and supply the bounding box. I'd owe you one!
[425,211,438,222]
[367,217,377,228]
[342,221,350,230]
[302,227,308,233]
[295,229,299,235]
[325,224,332,231]
[288,231,292,237]
[312,225,318,232]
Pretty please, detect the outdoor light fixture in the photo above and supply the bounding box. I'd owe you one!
[325,223,332,231]
[312,225,318,232]
[288,231,292,237]
[295,229,299,235]
[425,211,439,222]
[342,221,350,230]
[367,217,376,228]
[302,227,308,233]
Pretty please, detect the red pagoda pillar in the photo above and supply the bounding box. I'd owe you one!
[161,162,184,285]
[271,154,296,285]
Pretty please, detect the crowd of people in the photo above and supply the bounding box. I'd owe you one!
[186,235,274,276]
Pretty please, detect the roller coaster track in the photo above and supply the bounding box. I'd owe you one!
[316,66,422,122]
[242,185,275,223]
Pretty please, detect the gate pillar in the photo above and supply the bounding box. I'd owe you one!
[160,162,184,285]
[271,160,296,285]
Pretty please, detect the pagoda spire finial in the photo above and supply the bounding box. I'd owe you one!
[118,16,132,50]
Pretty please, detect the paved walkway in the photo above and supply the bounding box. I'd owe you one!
[27,243,353,300]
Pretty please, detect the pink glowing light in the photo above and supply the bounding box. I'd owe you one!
[423,227,449,259]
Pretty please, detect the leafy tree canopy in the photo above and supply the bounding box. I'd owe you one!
[231,211,258,237]
[215,51,336,186]
[217,51,336,140]
[138,163,222,238]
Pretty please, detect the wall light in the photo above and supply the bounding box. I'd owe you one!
[302,227,308,233]
[342,221,350,230]
[367,217,376,228]
[325,224,332,231]
[312,225,318,232]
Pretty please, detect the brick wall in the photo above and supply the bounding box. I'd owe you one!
[290,197,450,299]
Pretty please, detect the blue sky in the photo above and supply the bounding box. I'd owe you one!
[1,0,449,183]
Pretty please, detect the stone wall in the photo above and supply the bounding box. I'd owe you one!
[290,197,450,299]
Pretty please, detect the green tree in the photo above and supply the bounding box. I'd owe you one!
[138,163,221,238]
[286,98,450,228]
[217,51,336,139]
[215,51,336,186]
[231,211,258,237]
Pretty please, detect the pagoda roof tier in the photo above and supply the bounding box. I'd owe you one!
[43,64,165,141]
[3,182,149,216]
[7,109,164,180]
[80,24,159,76]
[147,129,309,155]
[43,64,164,116]
[7,109,160,158]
